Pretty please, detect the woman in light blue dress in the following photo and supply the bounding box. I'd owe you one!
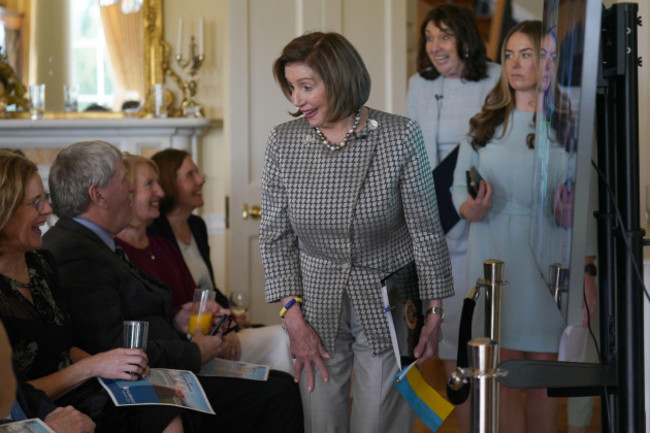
[452,21,564,433]
[406,6,500,432]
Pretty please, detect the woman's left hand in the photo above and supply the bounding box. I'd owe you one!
[413,306,442,365]
[216,332,241,360]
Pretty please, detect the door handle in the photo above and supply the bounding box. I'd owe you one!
[242,203,262,220]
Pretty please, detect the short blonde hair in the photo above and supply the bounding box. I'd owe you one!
[122,153,159,185]
[122,153,159,227]
[0,150,38,248]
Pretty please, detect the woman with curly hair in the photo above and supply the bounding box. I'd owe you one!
[406,7,501,431]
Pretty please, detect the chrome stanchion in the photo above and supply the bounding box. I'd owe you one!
[447,259,507,433]
[482,259,504,342]
[468,338,507,433]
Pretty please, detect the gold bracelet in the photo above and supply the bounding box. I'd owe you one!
[426,306,445,322]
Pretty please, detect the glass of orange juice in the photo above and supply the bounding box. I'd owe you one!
[188,289,215,338]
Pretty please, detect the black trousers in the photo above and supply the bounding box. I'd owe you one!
[57,380,185,433]
[197,369,304,433]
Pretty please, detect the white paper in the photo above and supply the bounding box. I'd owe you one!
[381,284,402,370]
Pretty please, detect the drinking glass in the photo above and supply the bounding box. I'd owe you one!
[188,289,215,337]
[152,83,167,118]
[229,290,249,319]
[123,320,149,350]
[63,84,79,112]
[29,84,46,120]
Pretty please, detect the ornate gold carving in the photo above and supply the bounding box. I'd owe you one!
[138,0,162,117]
[0,50,28,114]
[140,0,184,118]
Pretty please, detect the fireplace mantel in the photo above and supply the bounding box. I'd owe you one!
[0,117,218,160]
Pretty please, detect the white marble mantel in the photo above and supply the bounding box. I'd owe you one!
[0,117,218,161]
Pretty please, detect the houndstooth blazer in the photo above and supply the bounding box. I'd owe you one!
[259,107,454,355]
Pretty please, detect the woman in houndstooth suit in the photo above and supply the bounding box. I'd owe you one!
[260,32,454,433]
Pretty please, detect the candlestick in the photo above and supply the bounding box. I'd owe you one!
[175,35,205,117]
[177,18,183,55]
[198,18,204,55]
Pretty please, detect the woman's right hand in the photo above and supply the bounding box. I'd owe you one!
[44,406,96,433]
[283,299,330,392]
[84,348,149,380]
[461,180,493,222]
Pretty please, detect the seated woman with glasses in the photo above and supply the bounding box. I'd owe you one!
[0,150,188,433]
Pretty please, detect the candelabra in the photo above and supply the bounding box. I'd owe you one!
[175,35,205,117]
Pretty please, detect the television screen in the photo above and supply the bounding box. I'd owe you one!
[529,0,602,325]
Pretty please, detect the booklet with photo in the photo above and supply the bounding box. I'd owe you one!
[0,418,55,433]
[198,358,270,381]
[381,261,424,370]
[98,368,214,414]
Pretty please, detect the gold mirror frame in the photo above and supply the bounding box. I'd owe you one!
[1,0,181,119]
[141,0,184,118]
[139,0,163,117]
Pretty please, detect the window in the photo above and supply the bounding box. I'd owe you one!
[69,0,116,110]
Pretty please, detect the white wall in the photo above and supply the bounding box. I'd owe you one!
[164,0,229,291]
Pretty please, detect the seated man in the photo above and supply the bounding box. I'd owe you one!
[42,140,303,433]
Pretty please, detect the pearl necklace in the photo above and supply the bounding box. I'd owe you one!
[314,108,362,151]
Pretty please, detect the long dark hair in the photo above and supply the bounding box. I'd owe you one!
[416,4,488,81]
[468,20,541,150]
[151,148,189,215]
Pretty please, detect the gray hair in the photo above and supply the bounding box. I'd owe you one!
[49,140,123,218]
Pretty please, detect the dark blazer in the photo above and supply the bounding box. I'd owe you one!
[148,215,229,308]
[42,221,304,433]
[42,218,202,372]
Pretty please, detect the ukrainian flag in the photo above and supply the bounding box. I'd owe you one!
[394,361,454,432]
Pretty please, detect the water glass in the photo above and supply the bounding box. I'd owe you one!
[29,84,46,120]
[63,84,79,112]
[152,83,167,118]
[123,320,149,350]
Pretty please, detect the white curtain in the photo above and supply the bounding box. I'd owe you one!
[99,3,145,99]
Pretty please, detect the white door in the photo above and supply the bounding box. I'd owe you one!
[228,0,407,325]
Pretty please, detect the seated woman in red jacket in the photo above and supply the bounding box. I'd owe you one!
[116,153,293,373]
